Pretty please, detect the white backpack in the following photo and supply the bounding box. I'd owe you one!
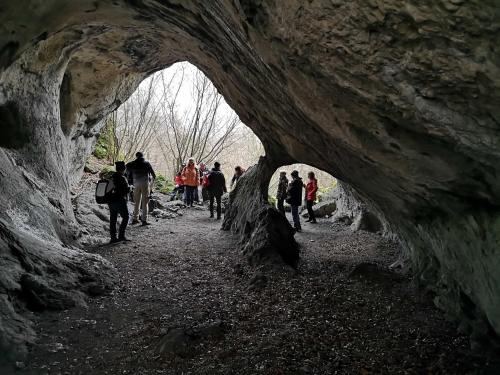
[95,179,115,204]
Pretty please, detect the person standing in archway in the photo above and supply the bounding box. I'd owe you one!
[305,171,318,224]
[108,161,131,243]
[230,166,245,189]
[286,170,303,232]
[276,170,288,215]
[197,162,207,204]
[207,161,227,219]
[126,152,156,226]
[182,158,199,207]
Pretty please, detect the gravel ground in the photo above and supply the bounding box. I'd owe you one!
[20,208,499,374]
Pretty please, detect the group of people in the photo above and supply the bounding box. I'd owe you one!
[177,158,229,219]
[106,152,243,243]
[106,152,157,243]
[170,162,245,207]
[276,170,318,233]
[106,153,316,242]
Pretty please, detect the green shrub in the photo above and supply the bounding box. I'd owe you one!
[268,195,277,206]
[93,137,108,160]
[317,180,338,202]
[154,174,174,194]
[99,165,115,179]
[93,116,118,161]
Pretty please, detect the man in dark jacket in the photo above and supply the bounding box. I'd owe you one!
[126,152,156,225]
[286,170,303,232]
[109,161,131,243]
[207,162,227,219]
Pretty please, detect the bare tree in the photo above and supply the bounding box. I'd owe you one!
[156,64,241,175]
[97,63,250,179]
[104,73,166,163]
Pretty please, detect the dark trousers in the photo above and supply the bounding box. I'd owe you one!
[185,186,196,206]
[170,186,184,201]
[109,200,129,239]
[209,192,222,218]
[194,187,199,202]
[277,198,285,215]
[306,200,316,221]
[291,205,301,229]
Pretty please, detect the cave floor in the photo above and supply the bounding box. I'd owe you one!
[23,208,496,374]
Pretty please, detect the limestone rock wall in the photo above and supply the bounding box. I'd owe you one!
[1,0,500,355]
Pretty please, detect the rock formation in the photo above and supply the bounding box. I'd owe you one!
[223,156,299,268]
[1,0,500,358]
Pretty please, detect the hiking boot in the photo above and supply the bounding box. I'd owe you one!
[210,213,214,218]
[305,219,311,222]
[216,216,221,220]
[109,238,119,244]
[118,237,132,242]
[310,220,317,224]
[131,219,140,225]
[141,222,151,226]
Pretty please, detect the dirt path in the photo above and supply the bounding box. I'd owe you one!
[21,208,496,374]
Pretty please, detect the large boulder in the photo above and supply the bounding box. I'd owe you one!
[330,182,386,233]
[305,200,337,218]
[350,210,383,233]
[0,218,115,363]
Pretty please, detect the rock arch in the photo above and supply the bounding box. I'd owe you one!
[1,0,500,358]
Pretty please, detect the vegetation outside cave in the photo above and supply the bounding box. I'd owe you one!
[88,62,336,199]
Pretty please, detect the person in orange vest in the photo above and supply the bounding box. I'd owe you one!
[181,158,199,207]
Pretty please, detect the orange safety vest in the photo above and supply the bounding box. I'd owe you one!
[182,166,199,187]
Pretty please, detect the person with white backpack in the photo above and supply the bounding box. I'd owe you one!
[107,161,131,243]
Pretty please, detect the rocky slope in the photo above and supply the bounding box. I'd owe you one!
[1,0,500,358]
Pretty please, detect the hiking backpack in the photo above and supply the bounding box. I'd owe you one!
[202,173,211,188]
[95,179,115,204]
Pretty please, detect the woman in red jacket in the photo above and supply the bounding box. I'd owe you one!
[305,171,318,223]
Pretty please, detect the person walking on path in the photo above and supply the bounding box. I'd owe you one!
[230,166,245,189]
[108,161,131,243]
[126,152,156,226]
[286,170,303,232]
[207,161,227,219]
[276,170,288,215]
[305,171,318,223]
[182,158,199,207]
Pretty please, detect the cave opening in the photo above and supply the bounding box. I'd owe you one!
[1,0,500,371]
[77,61,267,245]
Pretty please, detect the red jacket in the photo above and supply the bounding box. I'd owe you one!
[306,178,318,201]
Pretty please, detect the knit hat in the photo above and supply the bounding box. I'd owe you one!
[115,161,126,170]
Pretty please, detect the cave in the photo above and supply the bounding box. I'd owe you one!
[1,0,500,365]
